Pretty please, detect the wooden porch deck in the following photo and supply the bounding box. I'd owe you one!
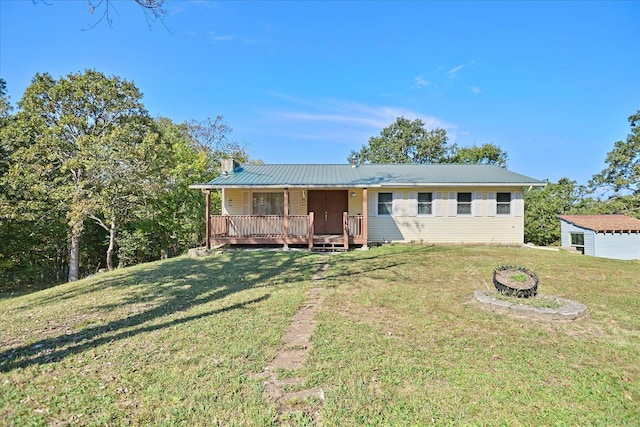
[207,213,367,250]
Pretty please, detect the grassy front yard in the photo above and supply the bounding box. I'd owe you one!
[1,245,638,425]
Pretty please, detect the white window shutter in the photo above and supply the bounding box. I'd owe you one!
[392,191,403,217]
[513,191,524,217]
[434,192,443,217]
[290,190,299,215]
[242,191,250,215]
[487,192,497,217]
[369,192,378,217]
[448,192,457,217]
[408,192,418,217]
[473,191,483,217]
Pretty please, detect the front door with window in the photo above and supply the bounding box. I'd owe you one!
[308,190,348,234]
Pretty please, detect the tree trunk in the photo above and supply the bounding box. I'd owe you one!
[106,219,116,271]
[68,229,80,282]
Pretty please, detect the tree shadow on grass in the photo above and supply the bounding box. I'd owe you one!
[0,250,317,372]
[323,245,441,282]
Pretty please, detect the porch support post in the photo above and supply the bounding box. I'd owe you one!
[283,188,289,250]
[204,189,211,250]
[308,212,314,250]
[343,212,349,250]
[362,188,369,249]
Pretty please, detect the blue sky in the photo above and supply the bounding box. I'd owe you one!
[1,1,639,185]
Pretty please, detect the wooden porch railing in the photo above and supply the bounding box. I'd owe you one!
[210,215,311,238]
[347,215,364,238]
[208,214,365,247]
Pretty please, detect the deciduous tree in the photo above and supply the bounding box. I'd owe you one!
[350,117,508,167]
[4,70,154,281]
[524,178,592,246]
[349,117,453,164]
[590,110,640,216]
[448,143,508,168]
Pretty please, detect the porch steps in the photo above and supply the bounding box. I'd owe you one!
[312,235,348,252]
[312,242,348,252]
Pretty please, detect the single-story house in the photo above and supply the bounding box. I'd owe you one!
[190,160,545,250]
[558,214,640,260]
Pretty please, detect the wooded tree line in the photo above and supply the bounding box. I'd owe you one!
[0,71,247,285]
[1,70,638,287]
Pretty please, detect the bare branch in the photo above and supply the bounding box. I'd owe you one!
[87,0,168,30]
[32,0,168,30]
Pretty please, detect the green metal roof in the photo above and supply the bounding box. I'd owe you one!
[191,164,545,189]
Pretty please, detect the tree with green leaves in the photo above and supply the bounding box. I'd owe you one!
[350,116,508,167]
[449,143,508,168]
[349,117,453,164]
[589,110,640,217]
[0,78,11,177]
[85,116,168,271]
[0,78,11,120]
[524,178,593,246]
[124,117,214,264]
[3,70,156,281]
[116,116,249,266]
[1,77,69,281]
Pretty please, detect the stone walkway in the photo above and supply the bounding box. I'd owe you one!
[262,256,329,423]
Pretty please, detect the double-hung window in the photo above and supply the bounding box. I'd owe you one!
[377,192,393,215]
[418,192,433,215]
[496,192,511,215]
[253,192,284,215]
[457,192,472,215]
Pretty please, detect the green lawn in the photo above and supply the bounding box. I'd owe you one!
[1,245,638,425]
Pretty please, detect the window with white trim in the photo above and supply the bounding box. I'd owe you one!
[378,192,393,215]
[418,192,433,215]
[252,192,284,215]
[496,192,511,215]
[457,192,472,215]
[570,233,585,254]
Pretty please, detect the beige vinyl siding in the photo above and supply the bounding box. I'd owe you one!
[223,188,245,215]
[348,189,364,215]
[367,216,524,244]
[367,187,525,244]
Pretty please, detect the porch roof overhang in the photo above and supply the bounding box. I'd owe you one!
[190,164,546,190]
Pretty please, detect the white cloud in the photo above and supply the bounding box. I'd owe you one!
[471,86,482,95]
[448,65,464,78]
[413,76,430,87]
[211,34,234,42]
[260,96,458,145]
